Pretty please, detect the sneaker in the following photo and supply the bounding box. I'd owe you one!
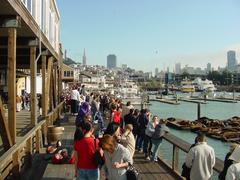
[154,158,158,162]
[146,156,150,161]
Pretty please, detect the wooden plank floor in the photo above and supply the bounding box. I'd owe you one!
[20,114,180,180]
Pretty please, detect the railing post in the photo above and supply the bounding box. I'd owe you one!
[35,129,41,153]
[26,137,33,154]
[172,145,179,171]
[12,150,20,178]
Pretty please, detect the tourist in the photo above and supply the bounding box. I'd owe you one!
[70,86,80,115]
[185,133,215,180]
[104,122,121,139]
[225,144,240,180]
[91,95,100,120]
[75,102,91,127]
[151,119,170,162]
[110,103,121,124]
[124,108,135,126]
[16,95,22,112]
[136,109,150,152]
[121,101,134,119]
[144,115,158,160]
[100,134,133,180]
[181,137,198,180]
[219,143,238,180]
[132,109,140,138]
[74,121,101,180]
[118,124,136,158]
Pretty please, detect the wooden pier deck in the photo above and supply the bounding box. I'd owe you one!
[19,114,181,180]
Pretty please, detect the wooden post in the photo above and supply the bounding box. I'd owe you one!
[172,145,179,171]
[35,129,41,153]
[197,102,201,120]
[26,137,33,154]
[7,28,17,144]
[30,47,37,125]
[46,57,53,115]
[12,150,20,178]
[0,98,12,149]
[42,55,47,118]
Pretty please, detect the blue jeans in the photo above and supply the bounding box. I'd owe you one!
[136,134,144,150]
[77,168,99,180]
[151,138,162,160]
[143,135,152,157]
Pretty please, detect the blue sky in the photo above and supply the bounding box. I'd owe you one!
[57,0,240,72]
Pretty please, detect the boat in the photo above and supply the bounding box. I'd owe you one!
[192,78,216,92]
[115,80,144,105]
[180,78,195,93]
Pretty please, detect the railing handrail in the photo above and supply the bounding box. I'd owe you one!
[163,133,224,173]
[0,120,45,171]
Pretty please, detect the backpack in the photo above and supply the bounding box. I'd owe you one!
[112,111,120,124]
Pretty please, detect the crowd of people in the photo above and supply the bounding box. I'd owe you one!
[59,85,240,180]
[59,85,170,180]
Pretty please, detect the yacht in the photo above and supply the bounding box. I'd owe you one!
[115,81,143,105]
[192,78,216,92]
[180,79,195,93]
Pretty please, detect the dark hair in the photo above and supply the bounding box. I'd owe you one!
[104,122,120,136]
[129,108,134,114]
[126,101,131,106]
[74,128,83,141]
[133,109,139,116]
[82,121,93,132]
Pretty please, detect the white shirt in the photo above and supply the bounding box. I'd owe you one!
[185,142,215,180]
[70,89,80,101]
[226,162,240,180]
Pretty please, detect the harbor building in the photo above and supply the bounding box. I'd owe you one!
[107,54,117,69]
[227,50,237,72]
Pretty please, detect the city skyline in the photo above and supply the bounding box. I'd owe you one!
[58,0,240,72]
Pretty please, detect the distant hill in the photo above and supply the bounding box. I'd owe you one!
[63,57,77,65]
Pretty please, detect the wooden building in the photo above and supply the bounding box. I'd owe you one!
[0,0,64,179]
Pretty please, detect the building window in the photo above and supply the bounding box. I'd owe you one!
[64,71,67,77]
[27,0,32,13]
[71,71,73,77]
[67,71,70,77]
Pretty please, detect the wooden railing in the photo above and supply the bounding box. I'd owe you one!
[0,101,64,179]
[160,133,224,178]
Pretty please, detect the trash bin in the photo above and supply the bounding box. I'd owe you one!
[47,126,64,144]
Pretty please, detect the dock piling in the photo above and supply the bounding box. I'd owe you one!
[197,102,201,120]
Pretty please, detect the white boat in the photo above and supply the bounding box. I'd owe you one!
[180,78,195,93]
[115,81,143,105]
[192,78,216,92]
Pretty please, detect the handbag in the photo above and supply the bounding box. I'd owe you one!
[93,138,104,166]
[126,163,139,180]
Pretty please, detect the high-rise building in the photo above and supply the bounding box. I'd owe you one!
[175,63,181,74]
[155,68,159,77]
[227,50,237,72]
[107,54,117,69]
[207,63,211,73]
[82,49,86,66]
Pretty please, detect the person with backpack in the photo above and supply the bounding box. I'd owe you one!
[74,121,102,180]
[110,103,121,124]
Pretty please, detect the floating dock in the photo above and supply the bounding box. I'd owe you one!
[193,98,238,103]
[179,98,207,104]
[150,99,180,105]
